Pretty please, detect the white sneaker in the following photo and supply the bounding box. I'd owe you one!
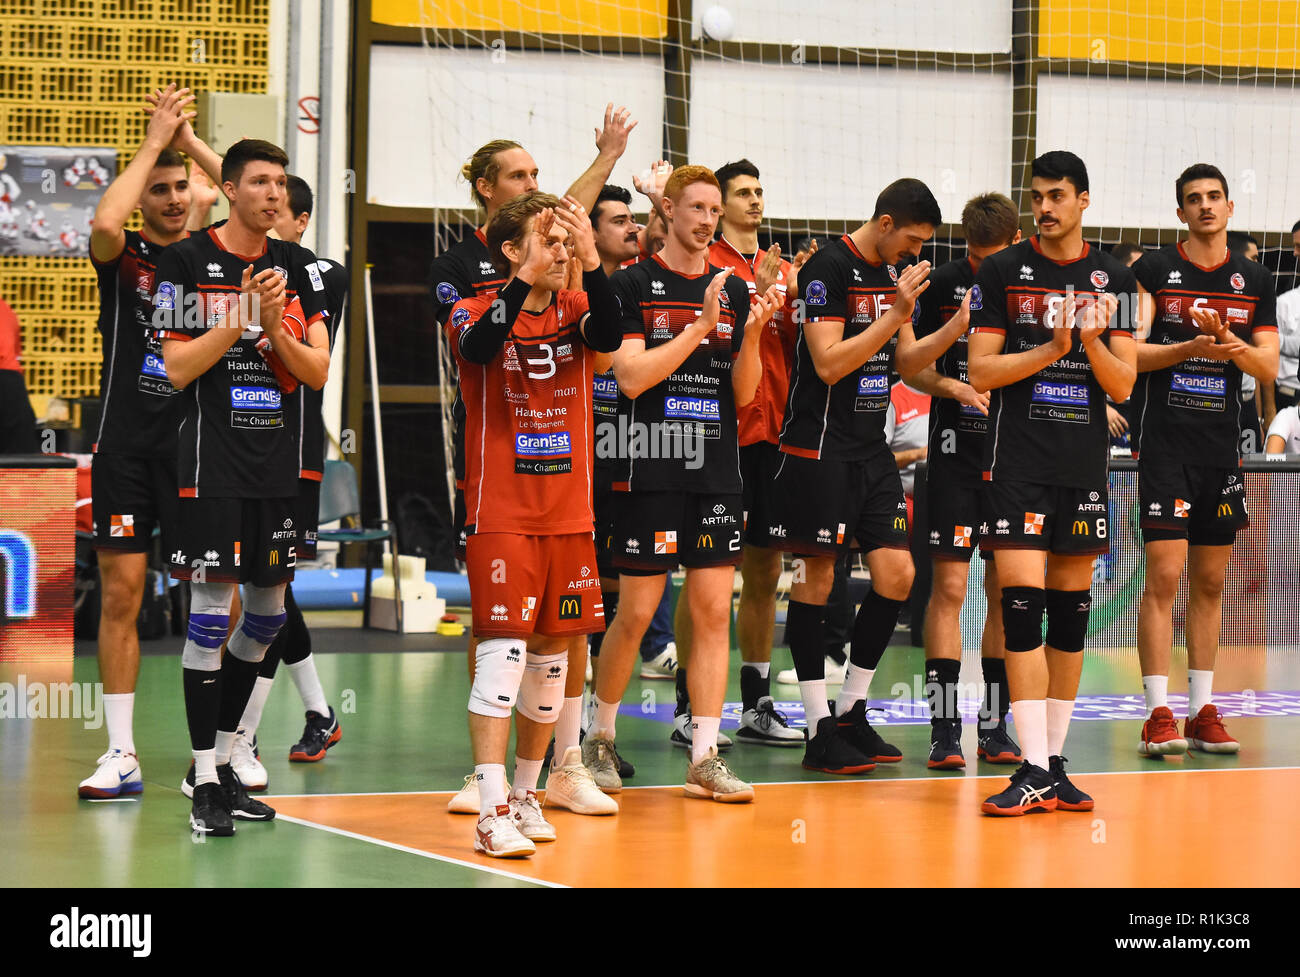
[639,642,679,679]
[735,696,805,746]
[670,712,733,751]
[684,748,754,803]
[474,805,536,858]
[78,749,143,799]
[775,655,847,686]
[509,790,556,841]
[544,747,619,815]
[231,728,267,791]
[447,771,512,814]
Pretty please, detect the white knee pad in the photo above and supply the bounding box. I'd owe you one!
[468,638,527,718]
[516,651,568,724]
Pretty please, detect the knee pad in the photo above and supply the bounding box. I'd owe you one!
[468,638,527,718]
[1045,589,1091,653]
[516,651,568,723]
[228,584,288,664]
[1001,586,1046,652]
[182,582,234,670]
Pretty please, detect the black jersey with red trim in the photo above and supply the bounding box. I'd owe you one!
[1133,244,1276,467]
[91,228,183,456]
[296,256,348,481]
[430,228,506,484]
[970,237,1137,488]
[153,226,327,498]
[608,254,751,494]
[778,234,899,462]
[913,256,984,479]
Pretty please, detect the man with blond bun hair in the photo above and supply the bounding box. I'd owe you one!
[585,165,783,803]
[895,191,1023,771]
[449,190,623,856]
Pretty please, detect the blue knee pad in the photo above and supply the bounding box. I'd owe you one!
[228,584,287,664]
[1001,586,1046,652]
[181,582,235,670]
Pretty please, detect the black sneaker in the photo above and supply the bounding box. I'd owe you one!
[802,716,875,774]
[190,781,234,836]
[1048,755,1093,811]
[977,717,1023,764]
[218,763,275,821]
[289,706,341,762]
[981,761,1057,816]
[834,700,902,763]
[927,720,965,770]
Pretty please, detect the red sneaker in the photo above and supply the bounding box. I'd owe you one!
[1139,706,1187,756]
[1184,704,1240,754]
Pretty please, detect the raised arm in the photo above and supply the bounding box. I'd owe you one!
[565,104,637,212]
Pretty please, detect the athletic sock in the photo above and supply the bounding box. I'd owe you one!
[237,676,274,736]
[835,664,874,715]
[182,667,221,754]
[690,715,720,764]
[553,696,583,768]
[800,681,831,732]
[1010,699,1049,770]
[1046,697,1075,757]
[1188,669,1214,716]
[103,692,135,755]
[745,660,770,679]
[215,730,236,766]
[193,748,218,788]
[740,663,770,712]
[925,658,962,724]
[849,588,906,669]
[593,696,620,739]
[513,757,544,795]
[979,657,1009,728]
[286,654,330,716]
[475,763,507,817]
[1142,674,1169,712]
[216,653,262,747]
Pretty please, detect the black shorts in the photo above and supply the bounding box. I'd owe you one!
[297,478,321,561]
[761,450,909,557]
[740,440,781,546]
[981,480,1109,556]
[90,452,177,553]
[612,490,743,574]
[169,496,298,587]
[594,476,617,578]
[453,486,467,561]
[1139,461,1248,545]
[925,470,989,562]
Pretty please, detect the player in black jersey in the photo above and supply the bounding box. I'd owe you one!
[586,165,781,802]
[895,192,1023,770]
[185,174,348,793]
[968,151,1138,815]
[155,139,330,836]
[1131,164,1278,758]
[764,178,938,776]
[78,85,224,800]
[437,111,641,816]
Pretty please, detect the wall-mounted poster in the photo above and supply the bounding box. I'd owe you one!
[0,146,117,258]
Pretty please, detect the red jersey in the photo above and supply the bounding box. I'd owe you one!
[708,237,796,446]
[0,296,20,372]
[449,289,598,536]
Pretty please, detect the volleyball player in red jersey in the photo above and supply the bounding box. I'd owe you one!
[448,192,622,857]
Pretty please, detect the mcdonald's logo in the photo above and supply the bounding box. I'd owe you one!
[696,533,713,550]
[268,550,280,566]
[1217,503,1233,517]
[1072,520,1089,536]
[893,516,907,531]
[558,595,582,620]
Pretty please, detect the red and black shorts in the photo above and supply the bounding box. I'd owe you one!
[169,496,298,587]
[90,452,177,553]
[593,476,617,579]
[611,490,743,575]
[1139,460,1248,546]
[466,531,604,638]
[761,450,909,557]
[981,479,1109,556]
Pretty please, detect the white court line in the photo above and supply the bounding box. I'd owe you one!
[86,796,141,803]
[264,763,1300,799]
[273,813,565,888]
